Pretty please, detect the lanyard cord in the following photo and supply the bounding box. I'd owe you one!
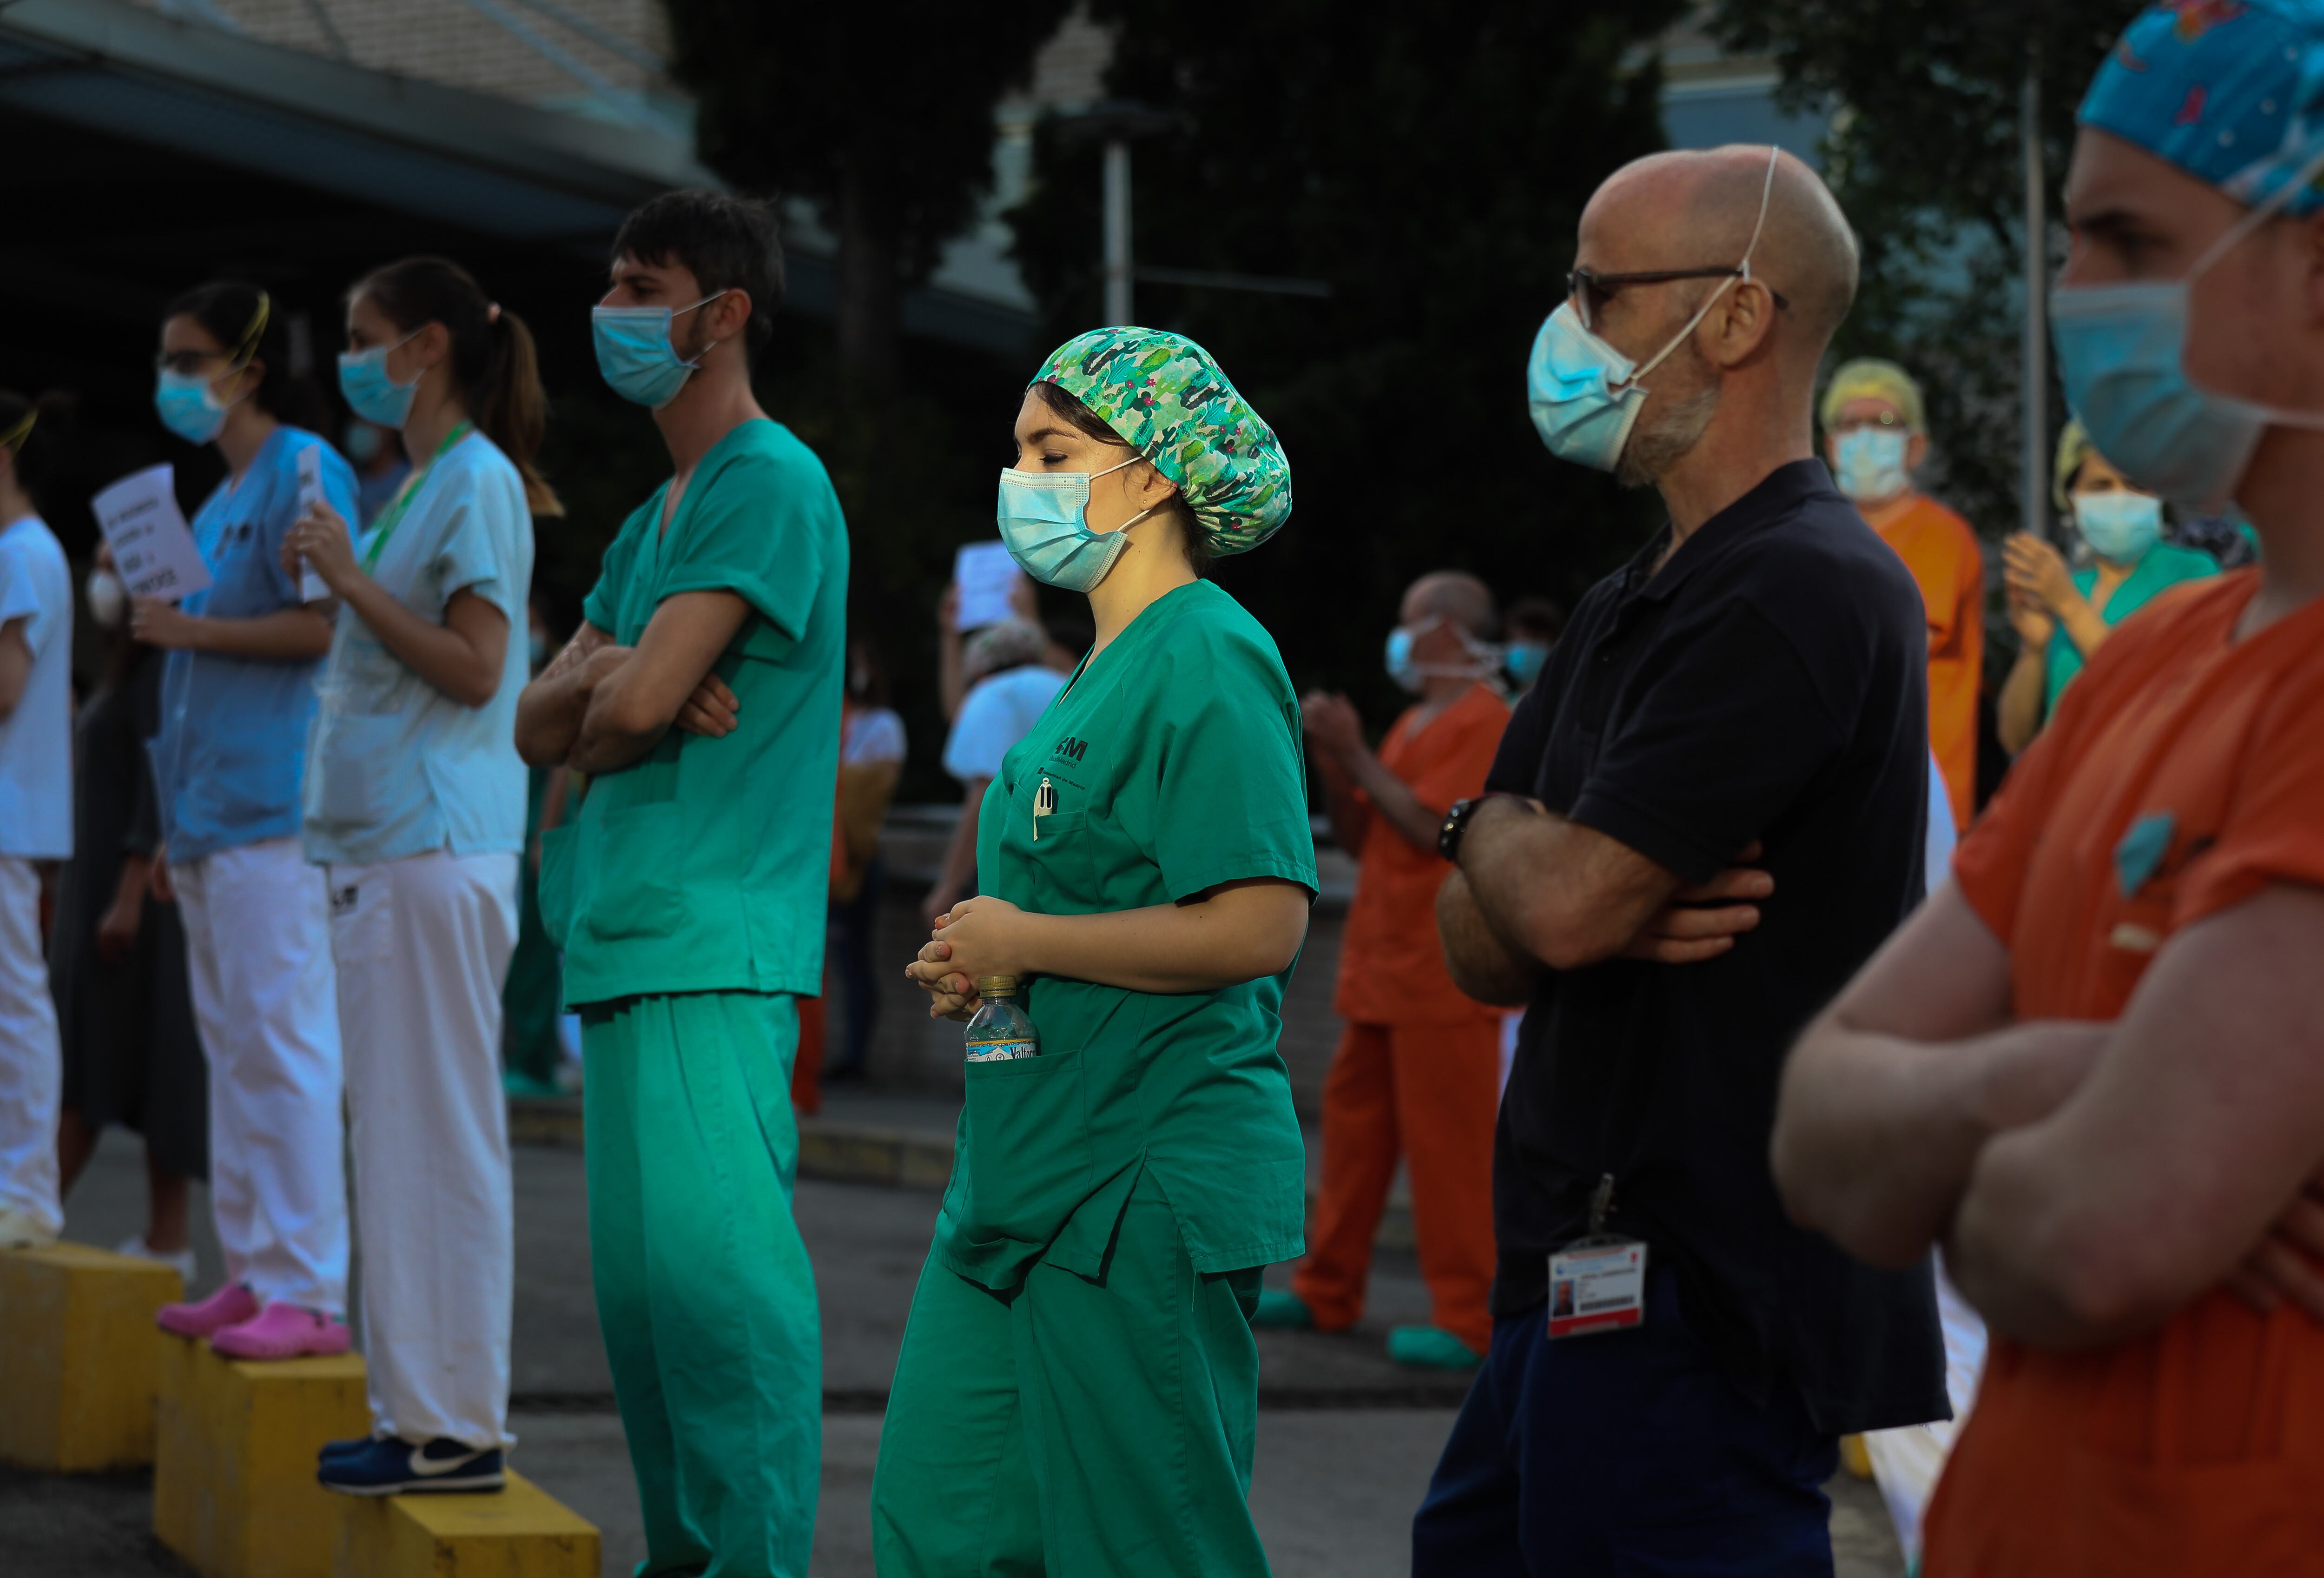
[361,421,473,572]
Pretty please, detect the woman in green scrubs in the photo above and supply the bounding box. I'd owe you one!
[1996,419,2221,755]
[874,328,1311,1578]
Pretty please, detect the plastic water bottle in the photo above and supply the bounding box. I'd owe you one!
[964,975,1039,1062]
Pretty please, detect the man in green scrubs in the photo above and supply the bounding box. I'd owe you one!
[515,191,846,1578]
[874,329,1309,1577]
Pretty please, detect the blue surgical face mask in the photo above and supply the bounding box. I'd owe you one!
[1529,144,1779,472]
[154,368,232,445]
[996,454,1152,593]
[592,292,728,410]
[1505,639,1549,686]
[2073,490,2164,565]
[337,329,423,430]
[1385,626,1425,693]
[1833,426,1911,503]
[2052,143,2324,511]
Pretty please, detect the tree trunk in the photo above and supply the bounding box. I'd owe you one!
[834,153,901,393]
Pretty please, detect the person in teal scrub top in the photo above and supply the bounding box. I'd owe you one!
[875,328,1313,1578]
[515,190,846,1578]
[1997,419,2220,754]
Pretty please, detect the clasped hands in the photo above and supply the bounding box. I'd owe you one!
[905,894,1034,1022]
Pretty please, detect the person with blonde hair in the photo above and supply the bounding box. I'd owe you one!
[1821,357,1985,830]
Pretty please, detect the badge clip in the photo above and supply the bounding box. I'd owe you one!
[1548,1173,1648,1340]
[1033,776,1056,842]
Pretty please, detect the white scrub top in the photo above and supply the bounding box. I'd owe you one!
[0,514,72,860]
[302,431,533,868]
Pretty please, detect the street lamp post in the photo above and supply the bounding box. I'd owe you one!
[1103,138,1133,325]
[2022,48,2050,542]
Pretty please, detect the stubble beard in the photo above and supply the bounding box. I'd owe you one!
[1615,382,1721,490]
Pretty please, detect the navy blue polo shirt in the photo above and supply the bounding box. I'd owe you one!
[1483,457,1948,1437]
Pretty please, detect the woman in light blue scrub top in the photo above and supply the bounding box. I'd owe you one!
[139,279,358,1361]
[283,255,554,1498]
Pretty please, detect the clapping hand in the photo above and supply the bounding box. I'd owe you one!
[1300,690,1365,765]
[2002,533,2075,615]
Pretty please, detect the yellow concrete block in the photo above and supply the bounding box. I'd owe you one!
[0,1241,182,1471]
[334,1471,599,1578]
[154,1337,370,1578]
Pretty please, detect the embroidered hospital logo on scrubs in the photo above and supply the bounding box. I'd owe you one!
[1054,736,1089,763]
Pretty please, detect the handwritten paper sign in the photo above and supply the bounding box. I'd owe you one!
[91,465,211,603]
[953,540,1022,632]
[294,445,330,601]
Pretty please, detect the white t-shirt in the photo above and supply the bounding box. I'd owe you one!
[942,664,1065,783]
[843,705,907,767]
[0,515,71,860]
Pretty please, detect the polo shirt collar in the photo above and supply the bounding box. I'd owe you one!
[1628,457,1838,605]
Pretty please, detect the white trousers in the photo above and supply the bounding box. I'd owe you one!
[177,837,349,1313]
[331,849,518,1450]
[1864,1264,1989,1562]
[0,856,62,1235]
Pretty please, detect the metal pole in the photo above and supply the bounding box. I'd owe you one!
[2021,51,2049,541]
[1103,138,1133,325]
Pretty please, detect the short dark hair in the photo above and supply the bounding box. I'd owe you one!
[613,190,785,357]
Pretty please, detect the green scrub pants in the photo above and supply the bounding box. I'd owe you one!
[582,991,819,1578]
[872,1169,1271,1577]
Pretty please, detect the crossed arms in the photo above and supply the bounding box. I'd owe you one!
[514,590,749,773]
[1773,881,2324,1348]
[1436,795,1771,1007]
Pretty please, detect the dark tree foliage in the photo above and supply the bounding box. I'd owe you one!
[662,0,1071,388]
[1006,0,1683,716]
[1709,0,2137,537]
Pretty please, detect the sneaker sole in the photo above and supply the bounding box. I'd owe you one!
[320,1472,505,1497]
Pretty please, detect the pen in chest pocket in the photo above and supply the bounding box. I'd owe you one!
[1033,776,1056,841]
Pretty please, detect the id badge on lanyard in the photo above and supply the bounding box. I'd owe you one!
[1548,1173,1647,1339]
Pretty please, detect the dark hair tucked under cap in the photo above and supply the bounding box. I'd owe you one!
[613,190,786,358]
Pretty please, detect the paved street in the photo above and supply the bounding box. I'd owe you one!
[20,1121,1904,1577]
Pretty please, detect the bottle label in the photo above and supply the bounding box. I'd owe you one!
[964,1039,1038,1063]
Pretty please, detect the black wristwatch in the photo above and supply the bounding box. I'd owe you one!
[1438,794,1509,865]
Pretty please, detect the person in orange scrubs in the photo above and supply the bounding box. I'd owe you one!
[1254,571,1510,1370]
[1821,358,1984,830]
[1769,9,2324,1569]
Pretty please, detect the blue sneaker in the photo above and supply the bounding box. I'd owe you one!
[317,1435,505,1495]
[319,1435,376,1462]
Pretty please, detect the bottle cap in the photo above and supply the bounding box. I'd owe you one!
[977,975,1018,995]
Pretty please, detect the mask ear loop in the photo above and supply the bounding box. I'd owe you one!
[1621,144,1783,390]
[2177,136,2324,430]
[671,289,733,371]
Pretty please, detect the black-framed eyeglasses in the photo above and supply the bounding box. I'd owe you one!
[1566,266,1790,332]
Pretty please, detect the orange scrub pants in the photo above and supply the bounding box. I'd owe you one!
[1293,1018,1502,1353]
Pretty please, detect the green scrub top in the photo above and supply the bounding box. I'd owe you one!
[935,580,1317,1292]
[2043,540,2218,717]
[541,419,849,1008]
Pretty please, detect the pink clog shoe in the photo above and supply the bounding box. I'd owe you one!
[158,1281,259,1339]
[211,1303,352,1361]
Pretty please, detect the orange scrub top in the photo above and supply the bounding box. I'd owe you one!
[1334,682,1509,1025]
[1927,570,2324,1578]
[1870,495,1983,830]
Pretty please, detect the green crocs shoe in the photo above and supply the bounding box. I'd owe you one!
[1387,1325,1484,1371]
[1251,1289,1317,1330]
[502,1070,562,1101]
